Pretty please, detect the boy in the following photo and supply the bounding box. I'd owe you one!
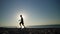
[19,15,25,28]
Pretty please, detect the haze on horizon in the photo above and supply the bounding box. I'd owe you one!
[0,0,60,27]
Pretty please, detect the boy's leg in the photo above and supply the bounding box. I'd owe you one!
[19,22,22,28]
[22,23,25,28]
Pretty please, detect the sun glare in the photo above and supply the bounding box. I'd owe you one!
[16,9,28,27]
[17,13,26,19]
[22,14,25,19]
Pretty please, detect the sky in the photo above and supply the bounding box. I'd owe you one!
[0,0,60,27]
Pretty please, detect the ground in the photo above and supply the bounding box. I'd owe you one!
[0,27,60,34]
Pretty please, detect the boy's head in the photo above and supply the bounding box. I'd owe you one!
[20,15,22,17]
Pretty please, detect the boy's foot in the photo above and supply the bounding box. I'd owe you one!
[24,27,26,28]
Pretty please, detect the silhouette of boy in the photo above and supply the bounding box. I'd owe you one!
[19,15,25,28]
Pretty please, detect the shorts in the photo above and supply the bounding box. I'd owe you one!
[20,22,24,24]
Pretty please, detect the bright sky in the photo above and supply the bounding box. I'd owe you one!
[0,0,60,27]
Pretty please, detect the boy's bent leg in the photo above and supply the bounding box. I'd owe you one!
[19,22,22,28]
[19,23,21,26]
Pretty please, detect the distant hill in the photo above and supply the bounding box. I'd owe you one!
[0,24,60,28]
[27,24,60,28]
